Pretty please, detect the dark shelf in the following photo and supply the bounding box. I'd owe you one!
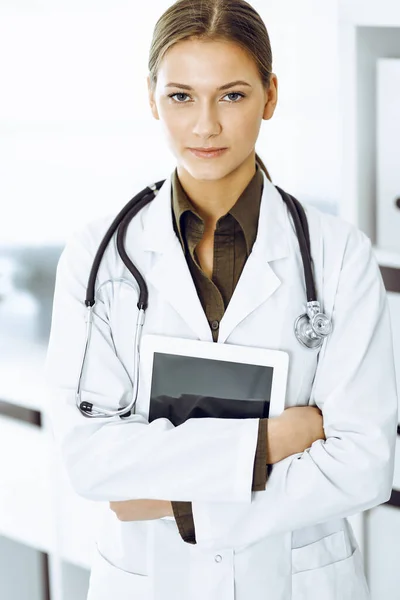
[0,399,42,427]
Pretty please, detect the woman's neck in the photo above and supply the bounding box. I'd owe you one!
[176,153,257,232]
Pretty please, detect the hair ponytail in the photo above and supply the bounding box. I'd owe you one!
[255,152,272,182]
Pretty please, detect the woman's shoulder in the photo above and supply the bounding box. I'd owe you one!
[58,201,152,287]
[57,215,117,275]
[303,202,372,261]
[63,202,149,260]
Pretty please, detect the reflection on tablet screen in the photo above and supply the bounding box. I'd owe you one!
[148,352,273,426]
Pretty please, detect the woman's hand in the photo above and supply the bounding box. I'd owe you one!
[267,406,326,464]
[109,499,174,521]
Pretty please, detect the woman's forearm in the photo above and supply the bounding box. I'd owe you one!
[267,406,325,465]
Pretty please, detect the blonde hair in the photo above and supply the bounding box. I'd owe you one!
[148,0,273,182]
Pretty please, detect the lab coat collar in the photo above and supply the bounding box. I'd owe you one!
[140,170,291,342]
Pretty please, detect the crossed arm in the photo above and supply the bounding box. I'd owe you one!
[109,406,325,521]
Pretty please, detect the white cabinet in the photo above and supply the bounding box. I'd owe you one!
[0,418,53,552]
[366,505,400,599]
[0,345,97,600]
[339,4,400,599]
[0,536,46,600]
[376,60,400,254]
[387,292,400,399]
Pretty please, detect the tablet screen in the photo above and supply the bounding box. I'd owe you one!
[148,352,273,426]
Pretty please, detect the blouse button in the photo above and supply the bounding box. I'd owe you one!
[211,320,219,330]
[214,554,222,563]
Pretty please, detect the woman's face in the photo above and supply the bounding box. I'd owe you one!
[147,37,277,181]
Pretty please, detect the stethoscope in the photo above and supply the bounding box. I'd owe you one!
[76,180,333,419]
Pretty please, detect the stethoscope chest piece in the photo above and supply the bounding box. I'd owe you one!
[294,301,333,349]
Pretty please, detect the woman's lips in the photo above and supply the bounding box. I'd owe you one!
[188,148,228,159]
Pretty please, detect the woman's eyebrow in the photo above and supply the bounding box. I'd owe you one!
[164,80,252,90]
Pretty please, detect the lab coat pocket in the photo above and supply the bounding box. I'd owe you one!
[291,533,370,600]
[292,530,348,573]
[87,545,152,600]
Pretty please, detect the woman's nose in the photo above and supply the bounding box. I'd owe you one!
[192,104,222,138]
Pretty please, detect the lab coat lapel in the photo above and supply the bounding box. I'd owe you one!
[141,176,213,342]
[217,172,291,343]
[141,171,290,344]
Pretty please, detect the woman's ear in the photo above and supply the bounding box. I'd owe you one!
[147,75,160,120]
[263,73,278,121]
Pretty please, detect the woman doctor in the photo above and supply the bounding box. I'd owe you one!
[45,1,398,599]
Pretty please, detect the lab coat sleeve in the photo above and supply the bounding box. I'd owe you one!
[191,227,398,550]
[44,223,260,503]
[171,418,269,544]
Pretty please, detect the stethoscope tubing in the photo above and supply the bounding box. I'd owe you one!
[275,185,316,303]
[85,181,165,308]
[76,180,332,419]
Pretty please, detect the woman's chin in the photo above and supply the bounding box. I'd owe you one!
[181,157,240,181]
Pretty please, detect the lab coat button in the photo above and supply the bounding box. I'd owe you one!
[214,554,222,563]
[211,320,219,330]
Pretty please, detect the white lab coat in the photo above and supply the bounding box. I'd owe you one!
[45,170,398,600]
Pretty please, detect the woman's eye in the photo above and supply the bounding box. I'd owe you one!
[223,92,245,102]
[169,93,190,103]
[168,92,245,103]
